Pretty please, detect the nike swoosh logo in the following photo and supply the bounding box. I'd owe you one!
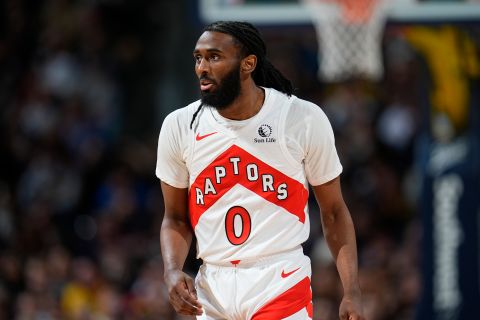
[281,267,300,278]
[196,132,217,141]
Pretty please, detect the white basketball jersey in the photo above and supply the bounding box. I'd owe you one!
[156,88,342,264]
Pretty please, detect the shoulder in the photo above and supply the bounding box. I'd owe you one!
[264,89,331,131]
[162,100,202,131]
[287,95,330,125]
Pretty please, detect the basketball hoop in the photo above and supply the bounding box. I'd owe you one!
[302,0,390,82]
[340,0,378,24]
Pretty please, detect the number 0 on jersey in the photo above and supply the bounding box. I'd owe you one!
[225,206,251,245]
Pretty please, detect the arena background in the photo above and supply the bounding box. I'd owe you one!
[0,0,479,319]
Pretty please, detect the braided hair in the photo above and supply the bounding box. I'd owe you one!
[190,21,294,129]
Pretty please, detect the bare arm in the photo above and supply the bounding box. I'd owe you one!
[312,177,364,320]
[160,181,192,271]
[160,181,202,316]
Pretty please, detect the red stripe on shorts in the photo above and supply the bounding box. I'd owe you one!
[252,276,312,320]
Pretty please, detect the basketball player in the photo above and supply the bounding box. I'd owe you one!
[156,21,364,320]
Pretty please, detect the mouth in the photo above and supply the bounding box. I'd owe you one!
[200,78,215,92]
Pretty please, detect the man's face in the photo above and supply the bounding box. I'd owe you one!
[193,31,243,109]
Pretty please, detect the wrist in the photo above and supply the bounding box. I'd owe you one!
[343,284,362,297]
[164,266,183,276]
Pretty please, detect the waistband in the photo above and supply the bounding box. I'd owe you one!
[202,246,304,268]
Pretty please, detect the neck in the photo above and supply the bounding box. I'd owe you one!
[217,81,265,121]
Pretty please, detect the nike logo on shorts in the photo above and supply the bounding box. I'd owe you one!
[281,267,300,278]
[196,132,217,141]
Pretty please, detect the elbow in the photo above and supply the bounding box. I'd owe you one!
[161,213,192,230]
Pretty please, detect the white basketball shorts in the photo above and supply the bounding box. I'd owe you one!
[195,246,313,320]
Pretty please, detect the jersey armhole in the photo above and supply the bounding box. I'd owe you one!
[185,103,200,187]
[279,96,303,170]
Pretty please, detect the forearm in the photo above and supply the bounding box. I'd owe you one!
[322,203,360,294]
[160,217,193,273]
[160,214,203,316]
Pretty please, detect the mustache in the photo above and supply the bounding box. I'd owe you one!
[199,75,216,84]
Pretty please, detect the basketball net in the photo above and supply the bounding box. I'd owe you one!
[302,0,390,82]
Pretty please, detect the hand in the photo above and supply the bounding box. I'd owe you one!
[339,290,364,320]
[165,269,203,316]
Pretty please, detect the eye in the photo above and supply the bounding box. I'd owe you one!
[194,55,202,63]
[210,54,220,61]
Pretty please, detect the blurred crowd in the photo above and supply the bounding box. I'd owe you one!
[0,0,426,319]
[279,23,423,319]
[0,0,175,319]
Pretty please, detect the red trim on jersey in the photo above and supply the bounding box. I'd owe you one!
[307,301,313,318]
[189,145,308,228]
[251,276,312,320]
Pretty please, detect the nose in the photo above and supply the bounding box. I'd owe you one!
[196,57,209,75]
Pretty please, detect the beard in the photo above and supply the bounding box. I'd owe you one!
[200,63,241,110]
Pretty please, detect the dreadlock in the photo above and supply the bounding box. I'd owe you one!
[190,21,294,129]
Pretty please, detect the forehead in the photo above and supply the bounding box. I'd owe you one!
[194,31,241,54]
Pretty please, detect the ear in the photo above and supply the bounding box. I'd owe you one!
[241,54,257,74]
